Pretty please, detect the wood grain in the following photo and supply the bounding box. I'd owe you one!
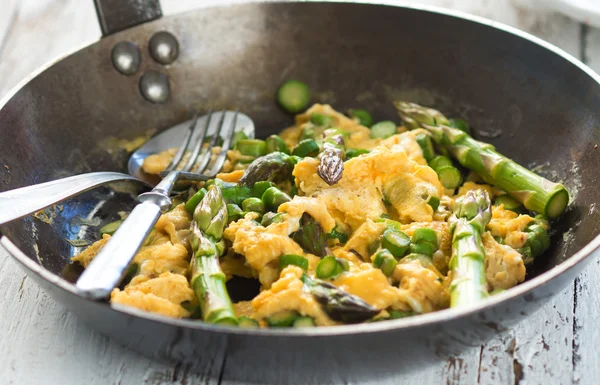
[0,0,596,384]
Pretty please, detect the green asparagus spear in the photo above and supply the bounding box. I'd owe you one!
[279,254,309,271]
[415,132,436,162]
[389,310,416,319]
[519,215,551,263]
[238,152,296,188]
[301,275,379,323]
[448,189,492,308]
[226,203,245,223]
[411,228,439,246]
[293,139,320,157]
[242,197,265,215]
[292,213,328,257]
[409,242,435,257]
[185,188,207,213]
[310,113,333,126]
[436,165,463,190]
[265,135,290,154]
[100,219,124,236]
[449,118,471,135]
[277,80,310,113]
[427,196,441,212]
[381,229,411,259]
[372,249,398,277]
[262,186,292,211]
[300,124,316,141]
[261,212,285,227]
[236,139,267,157]
[238,315,259,328]
[401,253,435,269]
[395,101,449,130]
[266,310,300,327]
[251,181,276,198]
[370,121,397,138]
[327,226,349,244]
[221,186,252,206]
[231,131,248,148]
[189,186,237,325]
[493,194,524,213]
[293,316,316,327]
[345,148,370,159]
[205,179,251,206]
[395,101,569,218]
[122,262,139,285]
[348,108,373,127]
[429,155,453,171]
[316,256,349,279]
[317,129,346,185]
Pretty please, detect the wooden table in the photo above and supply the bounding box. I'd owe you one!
[1,1,599,384]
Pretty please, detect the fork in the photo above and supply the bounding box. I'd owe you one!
[75,110,239,299]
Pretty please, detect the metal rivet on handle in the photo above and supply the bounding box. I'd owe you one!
[111,41,141,75]
[139,71,170,103]
[148,31,179,65]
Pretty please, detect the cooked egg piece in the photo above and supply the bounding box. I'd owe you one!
[155,203,192,249]
[143,147,177,175]
[252,266,335,326]
[393,259,450,313]
[332,263,401,310]
[278,196,336,233]
[111,272,195,318]
[71,234,110,268]
[482,232,526,290]
[294,144,442,231]
[487,205,535,249]
[342,219,386,261]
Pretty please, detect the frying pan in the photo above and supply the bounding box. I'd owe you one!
[1,1,599,383]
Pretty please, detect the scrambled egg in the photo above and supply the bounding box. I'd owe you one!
[393,259,450,313]
[281,104,385,150]
[294,143,442,229]
[252,266,334,326]
[342,219,386,261]
[72,234,110,268]
[74,103,549,325]
[111,272,195,318]
[488,205,535,249]
[482,232,526,290]
[223,196,335,287]
[73,204,194,318]
[142,147,244,175]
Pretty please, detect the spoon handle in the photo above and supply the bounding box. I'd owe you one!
[75,171,178,299]
[0,172,139,226]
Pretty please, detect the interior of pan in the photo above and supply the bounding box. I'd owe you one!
[1,1,599,308]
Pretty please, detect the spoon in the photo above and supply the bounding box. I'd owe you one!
[0,111,255,225]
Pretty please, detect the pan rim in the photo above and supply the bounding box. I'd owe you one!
[2,0,600,337]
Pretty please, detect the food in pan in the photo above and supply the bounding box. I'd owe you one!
[73,82,569,327]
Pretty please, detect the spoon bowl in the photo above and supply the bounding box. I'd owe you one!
[128,111,255,185]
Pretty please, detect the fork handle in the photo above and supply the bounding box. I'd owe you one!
[75,201,163,299]
[75,172,177,299]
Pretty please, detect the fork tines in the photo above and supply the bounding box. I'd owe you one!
[160,110,239,181]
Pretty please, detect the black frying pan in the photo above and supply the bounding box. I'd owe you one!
[1,1,599,384]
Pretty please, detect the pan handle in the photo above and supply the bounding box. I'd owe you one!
[93,0,163,36]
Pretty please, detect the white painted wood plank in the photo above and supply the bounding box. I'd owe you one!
[571,261,600,385]
[0,249,213,385]
[0,0,100,100]
[512,285,575,385]
[584,24,600,68]
[566,19,600,385]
